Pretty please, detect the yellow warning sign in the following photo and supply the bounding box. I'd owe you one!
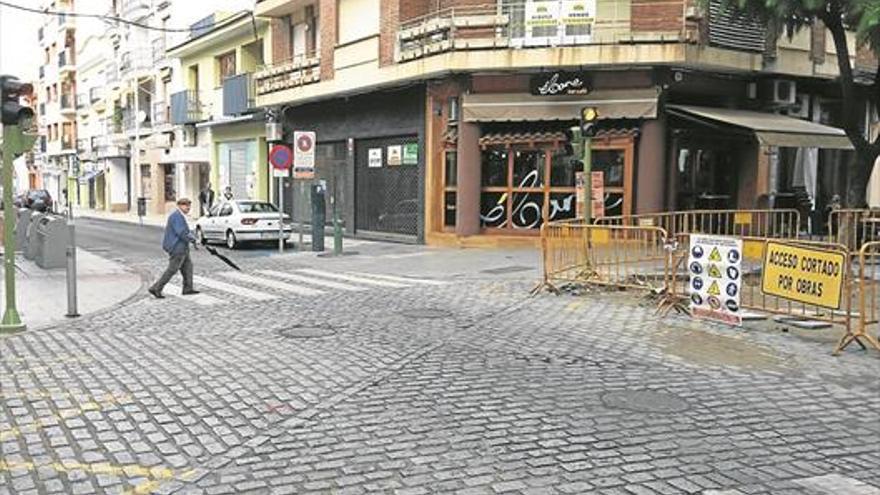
[761,241,847,309]
[708,264,722,279]
[708,281,720,296]
[709,247,722,262]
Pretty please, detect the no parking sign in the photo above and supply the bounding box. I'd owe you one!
[688,235,743,326]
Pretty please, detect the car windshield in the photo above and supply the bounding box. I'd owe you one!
[28,191,47,199]
[237,202,278,213]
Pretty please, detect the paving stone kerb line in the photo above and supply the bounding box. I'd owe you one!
[1,247,879,495]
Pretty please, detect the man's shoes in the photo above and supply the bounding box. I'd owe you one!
[182,289,200,295]
[148,288,165,299]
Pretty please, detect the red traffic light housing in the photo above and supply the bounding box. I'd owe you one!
[0,76,35,126]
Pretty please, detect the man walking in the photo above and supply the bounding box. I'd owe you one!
[149,198,200,298]
[198,185,215,216]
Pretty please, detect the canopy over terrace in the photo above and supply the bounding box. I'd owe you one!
[666,105,854,150]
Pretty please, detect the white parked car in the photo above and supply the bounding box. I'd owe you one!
[195,200,292,249]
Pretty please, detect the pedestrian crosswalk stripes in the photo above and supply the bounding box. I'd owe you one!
[344,271,447,286]
[296,269,410,288]
[158,269,445,306]
[163,284,224,306]
[193,275,277,301]
[220,272,326,296]
[255,270,365,291]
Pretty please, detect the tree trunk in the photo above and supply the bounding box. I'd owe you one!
[846,149,879,208]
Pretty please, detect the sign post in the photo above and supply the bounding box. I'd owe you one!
[269,144,293,253]
[688,235,743,326]
[293,132,315,250]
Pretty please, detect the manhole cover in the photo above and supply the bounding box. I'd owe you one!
[601,390,689,413]
[276,326,336,339]
[481,265,534,275]
[399,308,453,319]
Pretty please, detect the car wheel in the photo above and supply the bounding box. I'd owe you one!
[225,230,238,250]
[196,227,206,246]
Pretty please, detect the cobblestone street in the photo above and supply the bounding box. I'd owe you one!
[1,245,879,494]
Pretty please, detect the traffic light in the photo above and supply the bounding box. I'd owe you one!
[564,126,584,157]
[580,106,599,137]
[0,76,35,127]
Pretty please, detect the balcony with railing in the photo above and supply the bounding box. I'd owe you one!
[222,73,257,116]
[106,63,119,84]
[105,115,123,135]
[152,101,170,127]
[395,1,701,63]
[90,86,105,103]
[61,134,75,151]
[76,93,87,109]
[171,90,203,124]
[60,93,76,113]
[120,50,151,76]
[123,108,152,132]
[152,37,167,65]
[58,51,75,71]
[254,54,321,97]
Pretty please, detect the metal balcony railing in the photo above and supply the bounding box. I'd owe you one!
[90,87,105,103]
[58,51,74,68]
[76,93,87,108]
[106,64,119,84]
[123,108,152,131]
[61,135,75,150]
[222,73,256,116]
[395,1,700,62]
[170,90,203,124]
[152,101,170,126]
[105,116,123,134]
[152,37,167,64]
[60,93,75,111]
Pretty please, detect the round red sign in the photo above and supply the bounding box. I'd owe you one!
[296,133,313,153]
[269,144,292,170]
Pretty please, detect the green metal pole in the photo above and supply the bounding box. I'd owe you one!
[583,136,592,224]
[1,125,24,333]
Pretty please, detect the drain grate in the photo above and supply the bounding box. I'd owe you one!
[601,390,689,413]
[399,308,453,319]
[276,325,337,339]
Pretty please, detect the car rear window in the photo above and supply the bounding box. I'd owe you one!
[238,202,278,213]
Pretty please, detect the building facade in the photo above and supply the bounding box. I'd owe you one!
[167,11,271,216]
[254,0,878,245]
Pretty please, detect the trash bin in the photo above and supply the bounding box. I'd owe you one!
[25,212,46,261]
[35,215,69,269]
[15,208,32,252]
[137,197,147,217]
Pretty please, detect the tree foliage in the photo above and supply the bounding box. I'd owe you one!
[708,0,880,206]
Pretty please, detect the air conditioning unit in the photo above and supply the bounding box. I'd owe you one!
[771,79,796,105]
[181,125,197,146]
[786,93,810,119]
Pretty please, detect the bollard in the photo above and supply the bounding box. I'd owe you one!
[311,182,326,252]
[333,207,343,256]
[65,207,79,318]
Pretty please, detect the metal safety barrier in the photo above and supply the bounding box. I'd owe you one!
[539,221,670,293]
[838,241,880,354]
[827,208,880,253]
[598,209,801,240]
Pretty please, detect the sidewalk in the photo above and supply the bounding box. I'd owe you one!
[73,207,167,228]
[0,248,143,330]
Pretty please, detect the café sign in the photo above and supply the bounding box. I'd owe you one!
[530,71,592,96]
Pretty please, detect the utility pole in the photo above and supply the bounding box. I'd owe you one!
[0,76,36,333]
